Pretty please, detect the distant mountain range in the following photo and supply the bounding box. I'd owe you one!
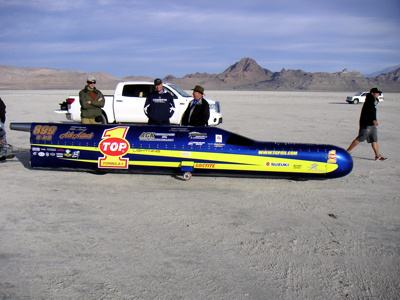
[365,64,400,78]
[1,58,399,92]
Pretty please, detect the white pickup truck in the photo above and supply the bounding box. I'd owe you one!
[56,81,223,125]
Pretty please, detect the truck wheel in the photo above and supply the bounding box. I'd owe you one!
[101,115,108,124]
[353,99,359,104]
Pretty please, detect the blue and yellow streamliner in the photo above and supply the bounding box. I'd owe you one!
[10,122,353,180]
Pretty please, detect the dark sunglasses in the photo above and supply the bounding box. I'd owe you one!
[87,81,96,84]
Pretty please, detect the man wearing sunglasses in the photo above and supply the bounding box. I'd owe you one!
[79,75,105,124]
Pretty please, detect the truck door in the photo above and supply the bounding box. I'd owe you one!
[114,84,152,123]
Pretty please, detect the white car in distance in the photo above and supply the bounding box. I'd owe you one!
[346,91,384,104]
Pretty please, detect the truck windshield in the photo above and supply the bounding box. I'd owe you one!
[168,84,191,97]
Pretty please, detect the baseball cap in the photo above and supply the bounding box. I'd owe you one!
[87,75,96,83]
[154,78,163,85]
[370,87,382,94]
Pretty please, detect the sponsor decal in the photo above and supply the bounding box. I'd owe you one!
[188,141,205,146]
[139,132,155,140]
[100,138,129,156]
[170,127,189,133]
[259,150,298,156]
[59,131,94,140]
[181,152,191,157]
[64,149,72,157]
[38,152,45,157]
[327,150,337,163]
[208,143,225,147]
[72,151,80,159]
[215,134,223,143]
[189,132,207,139]
[98,126,130,169]
[153,98,168,103]
[68,126,88,131]
[195,163,216,169]
[308,163,324,172]
[266,162,290,167]
[56,153,63,158]
[139,132,175,142]
[132,149,160,153]
[32,147,40,152]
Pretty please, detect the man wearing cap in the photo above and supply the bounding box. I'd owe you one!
[144,78,175,125]
[79,75,105,124]
[181,85,210,126]
[346,87,387,161]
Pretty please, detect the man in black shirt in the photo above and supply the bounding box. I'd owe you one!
[346,87,387,161]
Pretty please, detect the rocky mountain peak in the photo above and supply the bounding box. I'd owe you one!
[219,58,272,81]
[375,67,400,82]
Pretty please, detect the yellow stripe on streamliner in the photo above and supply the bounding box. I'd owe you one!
[129,149,338,174]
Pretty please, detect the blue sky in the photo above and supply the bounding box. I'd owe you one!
[1,0,399,78]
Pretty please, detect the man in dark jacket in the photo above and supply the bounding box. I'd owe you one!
[0,97,5,125]
[79,75,105,124]
[346,87,387,161]
[181,85,209,126]
[0,97,13,160]
[144,78,175,125]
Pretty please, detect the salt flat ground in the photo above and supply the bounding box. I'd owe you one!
[1,90,399,299]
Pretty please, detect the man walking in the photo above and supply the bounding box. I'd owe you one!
[346,87,387,161]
